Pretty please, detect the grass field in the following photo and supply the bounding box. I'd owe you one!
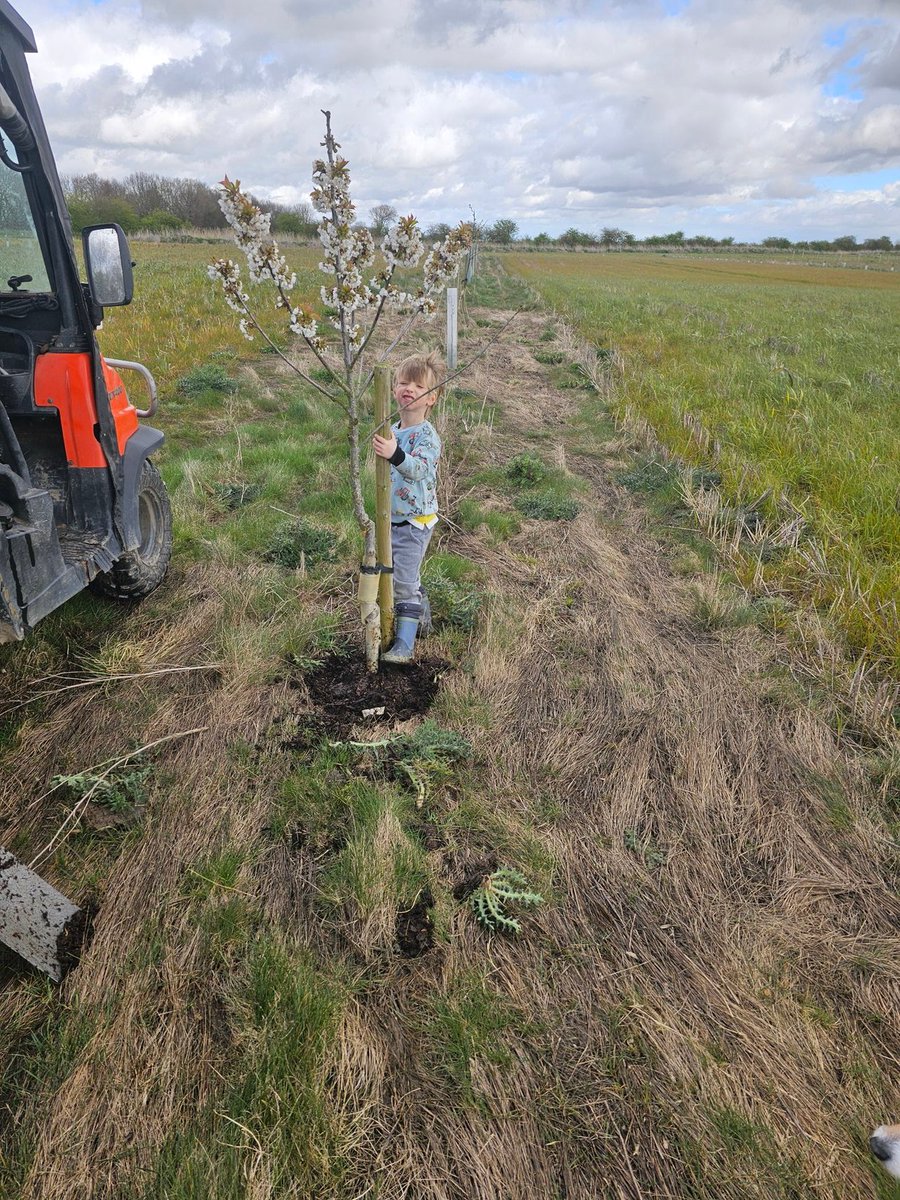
[96,239,324,388]
[506,251,900,672]
[0,244,898,1200]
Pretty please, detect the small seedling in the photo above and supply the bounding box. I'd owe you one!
[470,867,544,934]
[53,765,152,814]
[514,494,580,521]
[505,452,548,487]
[623,827,667,868]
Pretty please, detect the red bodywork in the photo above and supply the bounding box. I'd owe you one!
[33,353,138,466]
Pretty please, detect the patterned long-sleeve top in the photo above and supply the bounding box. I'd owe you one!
[388,419,441,526]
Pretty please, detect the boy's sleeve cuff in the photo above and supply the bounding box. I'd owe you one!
[389,446,406,466]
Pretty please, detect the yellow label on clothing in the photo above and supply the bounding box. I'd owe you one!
[409,514,439,530]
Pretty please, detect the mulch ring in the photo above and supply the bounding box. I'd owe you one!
[296,652,447,740]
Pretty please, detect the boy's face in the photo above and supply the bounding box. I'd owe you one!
[394,374,435,425]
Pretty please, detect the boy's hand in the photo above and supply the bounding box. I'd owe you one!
[373,430,397,459]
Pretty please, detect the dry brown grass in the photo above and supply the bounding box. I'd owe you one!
[309,311,899,1199]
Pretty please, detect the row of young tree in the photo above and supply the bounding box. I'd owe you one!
[55,173,896,253]
[483,221,898,253]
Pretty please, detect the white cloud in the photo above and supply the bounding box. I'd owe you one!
[859,106,900,156]
[13,0,900,240]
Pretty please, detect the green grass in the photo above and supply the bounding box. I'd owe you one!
[96,241,322,398]
[425,972,532,1106]
[0,998,97,1194]
[145,939,347,1199]
[421,551,484,633]
[456,497,521,542]
[514,492,580,521]
[506,250,900,671]
[176,363,238,396]
[318,778,428,913]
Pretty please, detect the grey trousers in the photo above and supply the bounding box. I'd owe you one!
[391,521,433,615]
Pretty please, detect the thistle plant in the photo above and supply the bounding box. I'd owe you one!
[470,867,544,934]
[210,111,471,670]
[344,720,472,807]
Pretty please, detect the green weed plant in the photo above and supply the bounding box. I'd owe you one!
[264,518,340,570]
[514,493,580,521]
[52,765,152,814]
[176,363,237,396]
[505,452,549,487]
[385,721,472,806]
[422,559,482,631]
[469,866,544,934]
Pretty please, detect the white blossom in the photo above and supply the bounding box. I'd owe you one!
[211,123,472,391]
[289,305,319,341]
[382,216,424,272]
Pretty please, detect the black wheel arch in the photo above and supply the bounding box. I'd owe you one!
[119,425,165,549]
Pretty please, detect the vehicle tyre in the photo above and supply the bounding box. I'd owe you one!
[90,460,173,600]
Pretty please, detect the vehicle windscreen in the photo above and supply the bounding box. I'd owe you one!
[0,152,51,293]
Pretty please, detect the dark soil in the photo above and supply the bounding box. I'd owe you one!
[411,821,446,852]
[396,889,435,958]
[302,653,446,738]
[451,855,499,902]
[55,901,96,978]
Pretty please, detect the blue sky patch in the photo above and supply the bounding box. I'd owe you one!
[823,51,865,101]
[661,0,691,15]
[822,22,850,49]
[813,167,900,191]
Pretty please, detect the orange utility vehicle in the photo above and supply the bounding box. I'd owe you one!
[0,0,172,979]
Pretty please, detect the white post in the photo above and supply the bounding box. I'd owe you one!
[446,286,458,371]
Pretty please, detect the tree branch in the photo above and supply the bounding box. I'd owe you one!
[360,308,522,437]
[247,310,350,411]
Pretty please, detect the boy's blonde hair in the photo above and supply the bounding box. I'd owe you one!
[395,351,444,403]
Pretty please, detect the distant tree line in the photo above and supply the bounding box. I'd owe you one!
[758,234,894,252]
[59,171,319,237]
[50,173,898,252]
[480,221,898,253]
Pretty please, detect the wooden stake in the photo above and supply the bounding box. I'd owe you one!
[374,365,394,651]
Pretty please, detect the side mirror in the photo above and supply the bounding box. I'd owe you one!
[82,223,134,307]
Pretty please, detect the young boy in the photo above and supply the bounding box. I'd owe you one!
[372,351,443,664]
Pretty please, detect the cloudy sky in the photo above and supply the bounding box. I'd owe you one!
[19,0,900,241]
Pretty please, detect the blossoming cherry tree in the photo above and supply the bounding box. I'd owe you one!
[210,111,471,670]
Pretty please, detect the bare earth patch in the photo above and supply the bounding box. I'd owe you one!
[301,652,445,736]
